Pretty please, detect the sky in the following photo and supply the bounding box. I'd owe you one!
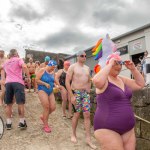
[0,0,150,58]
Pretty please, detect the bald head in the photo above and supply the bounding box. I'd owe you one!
[76,50,85,57]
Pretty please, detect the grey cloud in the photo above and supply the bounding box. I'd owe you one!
[91,0,150,29]
[37,26,97,52]
[9,0,150,29]
[9,3,45,21]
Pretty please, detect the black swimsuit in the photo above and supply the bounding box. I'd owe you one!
[59,70,66,88]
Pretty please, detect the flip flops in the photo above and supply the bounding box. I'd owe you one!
[43,125,51,133]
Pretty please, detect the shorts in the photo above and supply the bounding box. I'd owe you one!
[5,82,25,104]
[30,74,36,79]
[72,89,90,113]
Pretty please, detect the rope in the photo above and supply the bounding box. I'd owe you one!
[135,114,150,124]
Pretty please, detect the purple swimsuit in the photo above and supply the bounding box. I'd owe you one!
[94,81,135,135]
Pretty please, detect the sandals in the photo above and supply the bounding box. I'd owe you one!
[43,125,51,133]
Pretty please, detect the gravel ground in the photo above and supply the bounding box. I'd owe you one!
[0,91,98,150]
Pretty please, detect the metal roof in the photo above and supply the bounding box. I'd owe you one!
[112,23,150,41]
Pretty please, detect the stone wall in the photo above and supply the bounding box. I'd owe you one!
[133,87,150,150]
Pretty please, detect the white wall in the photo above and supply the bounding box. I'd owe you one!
[144,28,150,53]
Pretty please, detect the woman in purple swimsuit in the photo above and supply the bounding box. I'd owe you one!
[92,54,145,150]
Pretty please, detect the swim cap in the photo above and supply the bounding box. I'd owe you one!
[106,52,121,64]
[48,60,57,66]
[45,56,50,62]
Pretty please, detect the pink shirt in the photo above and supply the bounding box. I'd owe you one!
[3,57,24,85]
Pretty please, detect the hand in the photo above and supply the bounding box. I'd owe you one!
[124,60,136,71]
[109,58,117,66]
[56,85,62,90]
[45,83,50,89]
[0,80,5,85]
[71,95,76,105]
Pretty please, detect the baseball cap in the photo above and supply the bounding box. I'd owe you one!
[45,56,50,62]
[48,60,57,66]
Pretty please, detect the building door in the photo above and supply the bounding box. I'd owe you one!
[131,52,144,65]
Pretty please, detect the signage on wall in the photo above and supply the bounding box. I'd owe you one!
[128,37,146,55]
[117,46,128,55]
[133,41,142,51]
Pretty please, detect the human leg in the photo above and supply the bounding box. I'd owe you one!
[60,87,67,117]
[5,83,14,129]
[14,83,27,129]
[83,111,96,149]
[67,92,73,118]
[0,84,5,105]
[48,93,56,114]
[71,112,80,143]
[94,129,124,150]
[6,104,13,120]
[122,128,136,150]
[38,90,50,126]
[82,92,96,149]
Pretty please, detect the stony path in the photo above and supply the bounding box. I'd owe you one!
[0,92,98,150]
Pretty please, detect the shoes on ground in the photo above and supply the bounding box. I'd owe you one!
[18,120,27,129]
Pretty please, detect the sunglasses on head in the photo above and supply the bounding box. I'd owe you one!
[80,55,86,58]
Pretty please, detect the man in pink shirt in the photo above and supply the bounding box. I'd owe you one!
[2,49,30,130]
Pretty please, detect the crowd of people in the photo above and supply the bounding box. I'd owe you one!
[0,48,145,150]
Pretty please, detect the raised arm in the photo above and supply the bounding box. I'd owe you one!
[92,58,115,89]
[120,60,145,91]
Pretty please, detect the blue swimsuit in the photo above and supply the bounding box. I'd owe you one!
[38,71,54,95]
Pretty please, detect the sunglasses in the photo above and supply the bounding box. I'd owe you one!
[80,55,86,58]
[116,61,125,65]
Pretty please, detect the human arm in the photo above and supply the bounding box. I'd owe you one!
[54,72,61,89]
[22,63,31,83]
[0,69,5,85]
[120,60,145,91]
[86,67,91,93]
[92,58,115,89]
[35,68,50,88]
[55,70,62,86]
[65,65,76,105]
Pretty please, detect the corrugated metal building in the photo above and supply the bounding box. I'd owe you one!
[65,23,150,78]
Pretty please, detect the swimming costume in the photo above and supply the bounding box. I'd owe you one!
[72,89,90,113]
[94,81,135,135]
[59,70,66,88]
[38,71,54,95]
[30,74,36,79]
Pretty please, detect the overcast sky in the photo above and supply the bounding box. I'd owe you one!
[0,0,150,57]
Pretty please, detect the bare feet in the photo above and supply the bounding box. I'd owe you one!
[86,141,97,149]
[71,135,77,143]
[67,115,73,119]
